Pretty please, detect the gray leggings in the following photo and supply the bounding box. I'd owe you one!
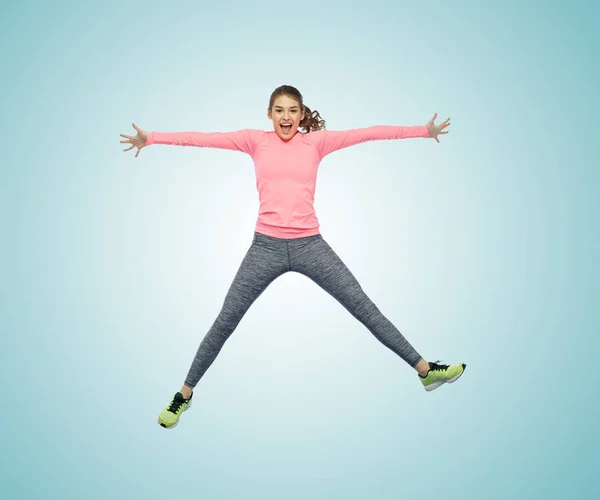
[184,231,423,388]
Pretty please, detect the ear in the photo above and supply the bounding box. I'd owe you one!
[267,107,272,119]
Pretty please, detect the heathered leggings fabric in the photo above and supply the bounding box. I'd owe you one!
[184,232,423,388]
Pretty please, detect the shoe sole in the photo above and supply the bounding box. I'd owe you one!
[424,363,466,392]
[158,400,192,429]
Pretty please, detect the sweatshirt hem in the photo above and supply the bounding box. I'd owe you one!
[254,221,321,239]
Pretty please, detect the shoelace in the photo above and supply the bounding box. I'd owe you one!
[168,396,186,414]
[429,360,450,371]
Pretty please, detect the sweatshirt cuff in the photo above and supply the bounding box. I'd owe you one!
[145,132,154,146]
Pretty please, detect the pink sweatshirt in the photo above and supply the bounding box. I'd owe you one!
[146,126,430,238]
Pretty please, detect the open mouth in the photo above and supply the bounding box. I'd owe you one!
[281,124,292,133]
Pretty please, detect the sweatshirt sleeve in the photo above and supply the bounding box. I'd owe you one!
[311,125,430,158]
[145,129,264,156]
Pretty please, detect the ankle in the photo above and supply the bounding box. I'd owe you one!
[180,385,193,399]
[415,358,431,378]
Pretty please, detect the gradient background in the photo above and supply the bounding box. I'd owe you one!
[1,0,598,498]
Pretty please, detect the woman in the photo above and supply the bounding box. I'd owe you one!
[120,85,466,430]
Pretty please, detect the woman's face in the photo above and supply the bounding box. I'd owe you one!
[268,95,305,141]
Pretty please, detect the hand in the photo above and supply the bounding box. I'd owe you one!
[120,123,148,157]
[425,113,450,143]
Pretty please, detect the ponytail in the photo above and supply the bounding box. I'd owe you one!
[299,105,326,133]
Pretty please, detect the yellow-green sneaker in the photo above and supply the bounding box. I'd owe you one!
[158,392,193,429]
[419,361,466,391]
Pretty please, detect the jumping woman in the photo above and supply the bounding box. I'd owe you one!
[120,85,466,429]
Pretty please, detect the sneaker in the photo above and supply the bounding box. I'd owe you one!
[158,391,193,428]
[419,361,466,392]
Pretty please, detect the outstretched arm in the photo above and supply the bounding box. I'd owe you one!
[312,114,450,158]
[120,123,263,158]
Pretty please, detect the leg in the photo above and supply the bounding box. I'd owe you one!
[289,234,425,370]
[181,233,290,393]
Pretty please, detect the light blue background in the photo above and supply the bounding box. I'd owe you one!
[1,0,598,498]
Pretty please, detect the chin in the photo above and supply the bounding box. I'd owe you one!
[278,129,296,140]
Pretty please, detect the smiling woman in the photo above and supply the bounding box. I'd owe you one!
[118,84,460,430]
[267,85,326,140]
[269,95,303,139]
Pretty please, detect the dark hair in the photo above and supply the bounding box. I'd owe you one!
[268,85,326,133]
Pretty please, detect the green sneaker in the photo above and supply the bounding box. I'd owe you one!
[158,392,193,429]
[419,361,466,392]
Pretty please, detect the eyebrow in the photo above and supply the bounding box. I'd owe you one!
[274,105,299,109]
